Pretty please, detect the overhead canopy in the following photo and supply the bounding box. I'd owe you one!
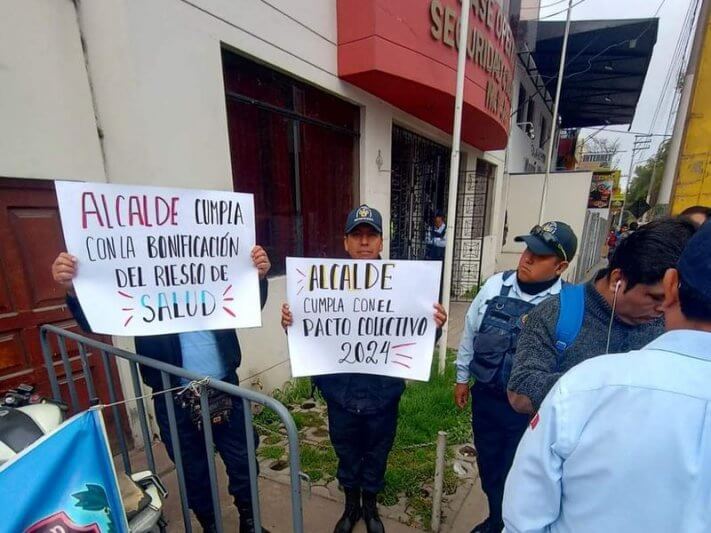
[531,18,658,128]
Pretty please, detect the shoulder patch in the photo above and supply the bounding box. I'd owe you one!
[530,412,540,430]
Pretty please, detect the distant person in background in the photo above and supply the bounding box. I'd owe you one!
[426,212,447,261]
[606,227,618,262]
[680,205,711,227]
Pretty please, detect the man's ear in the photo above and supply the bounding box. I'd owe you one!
[555,260,570,276]
[662,268,680,310]
[608,268,626,293]
[343,235,349,253]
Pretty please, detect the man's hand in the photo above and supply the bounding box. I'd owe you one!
[251,245,271,280]
[281,303,293,331]
[51,253,78,293]
[433,303,448,328]
[454,383,469,409]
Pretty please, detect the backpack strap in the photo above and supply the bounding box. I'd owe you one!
[499,270,516,297]
[555,283,585,354]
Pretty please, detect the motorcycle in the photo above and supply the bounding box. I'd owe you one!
[0,384,168,532]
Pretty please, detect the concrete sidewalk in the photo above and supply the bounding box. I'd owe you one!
[132,442,430,532]
[132,440,488,532]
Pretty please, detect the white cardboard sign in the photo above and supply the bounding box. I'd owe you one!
[286,257,441,381]
[55,181,261,336]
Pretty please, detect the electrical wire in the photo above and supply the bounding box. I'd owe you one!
[648,0,698,134]
[538,0,590,21]
[521,0,570,10]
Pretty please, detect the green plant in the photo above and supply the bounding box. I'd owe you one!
[259,445,286,461]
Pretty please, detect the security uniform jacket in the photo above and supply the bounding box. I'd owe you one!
[65,278,268,391]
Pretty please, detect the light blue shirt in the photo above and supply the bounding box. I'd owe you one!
[456,271,562,383]
[179,330,226,385]
[503,329,711,533]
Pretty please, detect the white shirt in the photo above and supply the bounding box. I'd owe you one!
[456,271,562,383]
[503,329,711,533]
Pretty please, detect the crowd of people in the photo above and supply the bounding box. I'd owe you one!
[50,204,711,533]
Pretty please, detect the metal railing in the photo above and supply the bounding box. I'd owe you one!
[39,324,303,533]
[575,210,609,282]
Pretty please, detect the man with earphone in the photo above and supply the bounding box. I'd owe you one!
[507,217,698,416]
[503,219,711,533]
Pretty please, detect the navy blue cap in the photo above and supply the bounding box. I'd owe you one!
[678,222,711,301]
[515,221,578,262]
[345,204,383,234]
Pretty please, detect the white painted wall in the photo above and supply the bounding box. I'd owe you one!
[499,171,593,282]
[0,0,105,182]
[506,62,554,174]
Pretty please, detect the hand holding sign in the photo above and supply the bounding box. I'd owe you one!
[285,258,443,381]
[282,302,446,330]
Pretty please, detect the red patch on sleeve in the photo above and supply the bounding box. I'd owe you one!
[530,412,540,429]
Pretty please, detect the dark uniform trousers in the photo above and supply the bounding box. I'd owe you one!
[153,374,259,521]
[327,399,400,494]
[471,382,529,524]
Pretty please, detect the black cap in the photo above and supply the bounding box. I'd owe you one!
[345,204,383,234]
[515,221,578,262]
[678,222,711,303]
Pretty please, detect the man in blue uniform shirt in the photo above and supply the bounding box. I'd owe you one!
[503,223,711,533]
[281,205,447,533]
[455,221,577,533]
[52,246,271,533]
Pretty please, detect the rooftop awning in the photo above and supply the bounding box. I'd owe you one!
[530,18,659,128]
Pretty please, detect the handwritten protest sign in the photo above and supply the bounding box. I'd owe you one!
[55,181,261,336]
[286,258,441,381]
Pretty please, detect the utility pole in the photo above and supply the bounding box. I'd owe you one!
[539,0,574,224]
[437,0,471,374]
[620,134,652,225]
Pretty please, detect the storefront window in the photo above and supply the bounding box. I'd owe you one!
[222,51,360,275]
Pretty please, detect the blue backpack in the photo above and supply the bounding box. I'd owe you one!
[554,283,585,358]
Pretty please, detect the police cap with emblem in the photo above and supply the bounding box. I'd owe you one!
[515,220,578,262]
[345,204,383,234]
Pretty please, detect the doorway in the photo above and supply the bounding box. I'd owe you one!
[389,126,450,260]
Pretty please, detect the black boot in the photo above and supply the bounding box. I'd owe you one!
[333,487,362,533]
[361,491,385,533]
[237,502,271,533]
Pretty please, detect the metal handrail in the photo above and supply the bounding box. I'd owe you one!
[39,324,303,533]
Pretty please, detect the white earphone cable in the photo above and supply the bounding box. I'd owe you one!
[606,281,621,353]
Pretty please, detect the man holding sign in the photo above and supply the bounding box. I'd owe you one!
[52,247,270,533]
[281,205,447,533]
[51,182,272,533]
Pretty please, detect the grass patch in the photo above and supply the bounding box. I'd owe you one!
[298,444,338,484]
[291,410,324,431]
[258,350,470,527]
[259,445,286,461]
[263,434,283,445]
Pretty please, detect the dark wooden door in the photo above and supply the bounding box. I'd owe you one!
[0,178,132,448]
